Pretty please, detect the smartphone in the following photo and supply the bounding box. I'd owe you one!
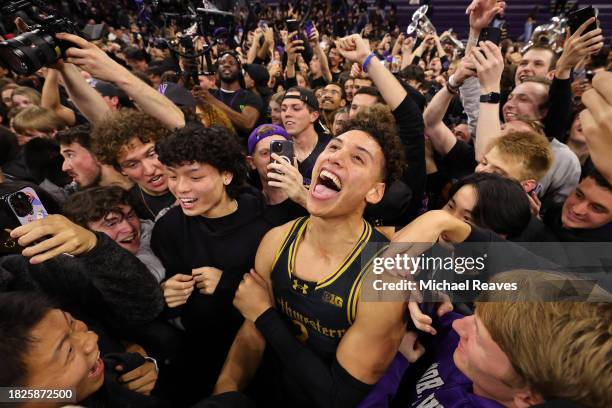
[270,140,294,173]
[286,19,300,41]
[82,23,107,41]
[258,20,269,32]
[477,27,502,46]
[304,20,314,38]
[568,6,598,36]
[1,187,49,227]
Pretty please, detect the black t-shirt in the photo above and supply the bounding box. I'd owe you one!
[442,140,477,181]
[264,197,309,227]
[128,186,175,221]
[309,75,328,90]
[298,131,332,186]
[210,88,263,139]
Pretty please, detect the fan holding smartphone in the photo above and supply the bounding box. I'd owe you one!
[1,186,97,263]
[555,13,604,81]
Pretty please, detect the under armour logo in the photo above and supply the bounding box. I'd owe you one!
[292,279,309,295]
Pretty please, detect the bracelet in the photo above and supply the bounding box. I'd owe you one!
[362,52,377,73]
[446,83,459,95]
[448,74,461,89]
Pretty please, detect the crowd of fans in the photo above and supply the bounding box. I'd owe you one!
[0,0,611,407]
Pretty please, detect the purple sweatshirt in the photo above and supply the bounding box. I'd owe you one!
[360,313,504,408]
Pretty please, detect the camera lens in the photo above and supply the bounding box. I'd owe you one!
[272,141,282,152]
[9,192,33,218]
[0,30,59,75]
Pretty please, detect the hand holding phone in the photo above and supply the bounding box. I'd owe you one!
[270,140,295,174]
[9,214,97,264]
[286,19,300,41]
[1,187,48,227]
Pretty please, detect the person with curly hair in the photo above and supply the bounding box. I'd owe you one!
[149,124,272,401]
[91,109,176,220]
[212,90,408,407]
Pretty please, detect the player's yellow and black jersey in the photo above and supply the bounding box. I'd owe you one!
[270,216,389,362]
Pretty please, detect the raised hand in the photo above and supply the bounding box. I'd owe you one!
[466,0,506,31]
[471,41,504,93]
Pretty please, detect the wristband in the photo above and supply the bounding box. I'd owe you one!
[448,74,461,89]
[480,92,501,104]
[446,83,459,95]
[362,52,377,73]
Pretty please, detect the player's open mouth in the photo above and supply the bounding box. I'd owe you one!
[312,169,342,200]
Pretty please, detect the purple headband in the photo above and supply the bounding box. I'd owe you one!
[247,124,290,154]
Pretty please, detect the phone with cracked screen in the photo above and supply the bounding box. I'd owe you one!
[270,140,294,174]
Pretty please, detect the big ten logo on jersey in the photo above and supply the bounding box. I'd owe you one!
[322,291,343,308]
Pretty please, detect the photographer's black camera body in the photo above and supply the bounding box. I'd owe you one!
[0,0,81,75]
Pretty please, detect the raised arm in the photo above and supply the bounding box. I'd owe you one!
[581,71,612,184]
[461,0,507,137]
[55,62,111,124]
[423,85,458,155]
[423,57,475,156]
[311,27,333,83]
[247,29,263,64]
[40,68,76,126]
[57,33,185,130]
[336,34,405,109]
[471,41,504,162]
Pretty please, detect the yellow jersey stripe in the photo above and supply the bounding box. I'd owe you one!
[288,217,309,279]
[316,222,372,290]
[347,244,389,324]
[271,217,306,271]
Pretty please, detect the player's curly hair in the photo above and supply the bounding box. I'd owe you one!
[156,124,247,198]
[91,109,172,168]
[338,104,406,184]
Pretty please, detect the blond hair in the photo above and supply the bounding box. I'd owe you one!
[491,130,553,181]
[11,86,41,106]
[476,270,612,408]
[12,106,65,135]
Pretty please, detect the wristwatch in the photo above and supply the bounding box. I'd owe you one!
[480,92,501,104]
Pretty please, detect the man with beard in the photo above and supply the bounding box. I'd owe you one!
[202,52,263,139]
[214,109,408,406]
[57,125,132,191]
[320,83,347,130]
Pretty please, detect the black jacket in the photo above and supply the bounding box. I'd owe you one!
[0,233,164,331]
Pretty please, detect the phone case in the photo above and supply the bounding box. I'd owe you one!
[271,140,295,167]
[7,187,49,226]
[568,6,597,35]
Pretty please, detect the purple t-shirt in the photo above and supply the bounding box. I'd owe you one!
[360,313,504,408]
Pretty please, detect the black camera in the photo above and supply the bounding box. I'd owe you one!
[0,0,81,75]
